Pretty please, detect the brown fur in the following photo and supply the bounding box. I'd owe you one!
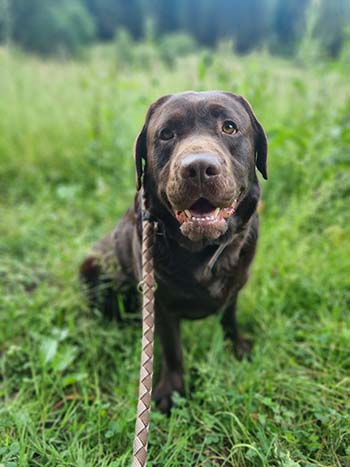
[80,91,268,414]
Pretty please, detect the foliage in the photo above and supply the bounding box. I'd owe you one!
[0,0,11,43]
[114,29,197,69]
[2,0,350,59]
[272,0,310,56]
[158,32,198,66]
[8,0,96,57]
[313,0,350,58]
[0,45,350,466]
[85,0,143,40]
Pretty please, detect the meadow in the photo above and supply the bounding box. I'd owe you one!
[0,44,350,466]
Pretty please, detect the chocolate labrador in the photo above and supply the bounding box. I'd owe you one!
[80,91,268,414]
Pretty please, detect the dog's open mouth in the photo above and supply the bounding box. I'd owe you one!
[175,197,238,226]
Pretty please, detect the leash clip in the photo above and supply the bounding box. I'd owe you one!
[142,210,156,222]
[137,280,158,294]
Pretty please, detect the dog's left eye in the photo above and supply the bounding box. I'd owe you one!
[159,128,175,141]
[222,120,238,135]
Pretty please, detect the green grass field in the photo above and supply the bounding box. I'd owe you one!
[1,44,350,467]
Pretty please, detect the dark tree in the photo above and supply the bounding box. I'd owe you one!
[149,0,181,35]
[314,0,350,58]
[273,0,310,55]
[10,0,95,56]
[85,0,143,39]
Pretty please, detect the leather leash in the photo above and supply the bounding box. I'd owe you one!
[131,189,226,466]
[132,188,156,467]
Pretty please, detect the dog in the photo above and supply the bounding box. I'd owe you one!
[80,91,268,414]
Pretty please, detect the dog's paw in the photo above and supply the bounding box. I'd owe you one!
[153,374,184,416]
[153,388,173,415]
[233,336,252,360]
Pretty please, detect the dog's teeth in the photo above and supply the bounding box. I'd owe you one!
[184,209,192,219]
[214,208,220,217]
[191,215,218,221]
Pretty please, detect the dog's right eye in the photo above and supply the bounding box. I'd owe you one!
[159,128,175,141]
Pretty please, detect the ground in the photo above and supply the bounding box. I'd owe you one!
[0,44,350,466]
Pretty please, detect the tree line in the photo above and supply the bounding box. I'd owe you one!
[0,0,349,59]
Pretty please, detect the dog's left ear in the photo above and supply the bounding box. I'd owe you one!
[236,96,268,180]
[134,95,172,190]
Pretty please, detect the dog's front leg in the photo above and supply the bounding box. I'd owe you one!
[153,309,184,415]
[221,294,252,360]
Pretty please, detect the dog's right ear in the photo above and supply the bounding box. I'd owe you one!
[134,95,171,190]
[134,124,147,191]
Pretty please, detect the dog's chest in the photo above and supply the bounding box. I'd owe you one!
[153,241,241,318]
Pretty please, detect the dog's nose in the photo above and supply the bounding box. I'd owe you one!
[180,153,222,183]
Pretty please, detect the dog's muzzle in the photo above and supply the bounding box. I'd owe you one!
[167,152,242,241]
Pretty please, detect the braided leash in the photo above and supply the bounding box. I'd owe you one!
[130,189,227,466]
[132,189,156,467]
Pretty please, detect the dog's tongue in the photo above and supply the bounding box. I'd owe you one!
[189,198,215,216]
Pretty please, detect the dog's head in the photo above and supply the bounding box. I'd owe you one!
[135,91,267,246]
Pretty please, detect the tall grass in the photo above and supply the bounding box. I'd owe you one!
[0,44,349,466]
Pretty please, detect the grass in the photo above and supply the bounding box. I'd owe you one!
[0,43,350,467]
